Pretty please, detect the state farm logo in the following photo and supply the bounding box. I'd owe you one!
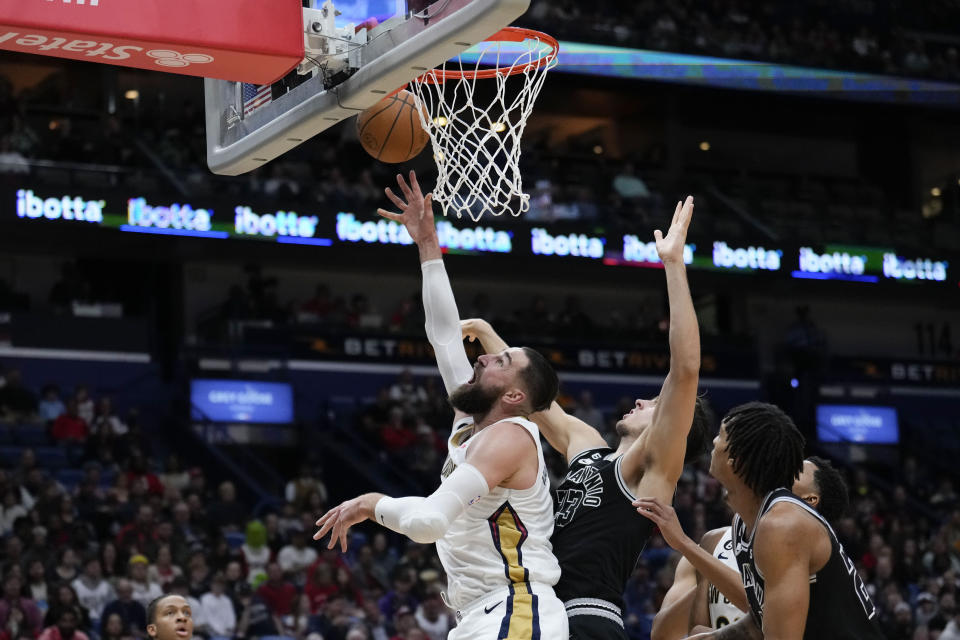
[147,50,214,68]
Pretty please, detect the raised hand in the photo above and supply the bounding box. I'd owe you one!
[655,195,694,265]
[313,494,379,553]
[377,170,438,247]
[460,318,493,343]
[633,496,692,552]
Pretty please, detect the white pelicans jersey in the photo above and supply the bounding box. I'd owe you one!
[708,527,746,629]
[436,416,561,611]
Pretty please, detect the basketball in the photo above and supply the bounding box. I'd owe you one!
[356,90,431,164]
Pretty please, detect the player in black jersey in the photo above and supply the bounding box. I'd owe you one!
[684,402,883,640]
[462,196,711,640]
[645,456,850,640]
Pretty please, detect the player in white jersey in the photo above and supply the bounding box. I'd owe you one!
[646,457,849,640]
[314,171,567,640]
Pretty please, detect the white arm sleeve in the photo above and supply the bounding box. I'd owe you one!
[374,463,490,544]
[421,258,473,394]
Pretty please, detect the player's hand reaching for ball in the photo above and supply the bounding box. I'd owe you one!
[313,493,382,553]
[655,195,694,265]
[378,171,438,249]
[633,496,693,552]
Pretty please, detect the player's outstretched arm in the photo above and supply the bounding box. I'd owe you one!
[462,317,605,461]
[313,421,533,551]
[378,171,473,405]
[637,500,748,612]
[652,556,699,640]
[623,196,700,499]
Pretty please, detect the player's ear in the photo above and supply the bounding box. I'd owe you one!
[803,494,820,510]
[146,624,157,639]
[501,388,525,408]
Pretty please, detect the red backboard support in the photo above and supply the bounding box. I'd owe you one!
[0,0,305,84]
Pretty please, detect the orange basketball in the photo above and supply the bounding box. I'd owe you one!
[356,90,431,164]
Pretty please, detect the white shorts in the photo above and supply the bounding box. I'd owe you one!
[448,582,568,640]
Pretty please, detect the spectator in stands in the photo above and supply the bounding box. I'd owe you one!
[170,502,204,564]
[13,450,36,488]
[388,370,428,412]
[206,482,246,536]
[280,593,311,640]
[263,513,285,555]
[37,607,88,640]
[0,489,27,537]
[378,569,418,624]
[0,575,43,638]
[234,582,280,640]
[51,400,88,444]
[24,561,48,615]
[99,613,133,640]
[389,295,422,335]
[285,465,328,513]
[100,580,145,640]
[277,529,317,587]
[185,552,211,599]
[42,585,90,634]
[157,456,189,494]
[37,385,66,424]
[147,545,182,589]
[304,563,337,613]
[413,592,450,640]
[257,562,297,618]
[116,505,159,560]
[380,407,415,454]
[390,606,421,640]
[72,556,113,632]
[127,556,162,609]
[299,284,336,322]
[99,543,122,583]
[91,398,128,437]
[198,573,235,638]
[0,370,37,421]
[1,602,36,640]
[48,548,81,584]
[73,387,95,426]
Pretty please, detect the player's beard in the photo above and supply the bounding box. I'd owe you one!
[449,382,502,415]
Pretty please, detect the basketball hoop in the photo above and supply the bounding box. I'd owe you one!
[408,27,558,221]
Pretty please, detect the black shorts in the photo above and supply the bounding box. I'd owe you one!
[568,614,628,640]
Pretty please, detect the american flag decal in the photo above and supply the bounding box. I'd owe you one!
[242,83,272,117]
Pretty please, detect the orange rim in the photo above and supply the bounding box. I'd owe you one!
[415,26,558,84]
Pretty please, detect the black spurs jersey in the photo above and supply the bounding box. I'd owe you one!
[551,447,655,611]
[732,488,883,640]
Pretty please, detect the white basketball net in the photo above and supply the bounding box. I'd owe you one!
[409,30,558,221]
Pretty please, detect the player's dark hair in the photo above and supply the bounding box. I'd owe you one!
[723,402,805,496]
[684,395,714,463]
[146,594,178,627]
[806,456,849,525]
[519,347,559,413]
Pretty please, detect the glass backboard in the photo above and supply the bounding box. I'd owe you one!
[205,0,529,175]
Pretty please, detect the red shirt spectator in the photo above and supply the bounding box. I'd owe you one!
[257,563,297,617]
[380,407,415,452]
[51,400,87,442]
[115,505,159,558]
